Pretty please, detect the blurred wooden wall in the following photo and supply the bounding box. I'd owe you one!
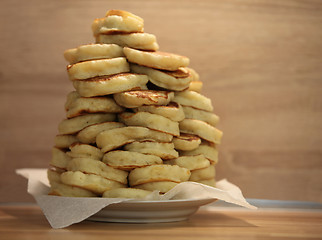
[1,0,321,203]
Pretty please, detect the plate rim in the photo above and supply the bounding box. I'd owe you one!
[89,197,217,223]
[103,197,218,208]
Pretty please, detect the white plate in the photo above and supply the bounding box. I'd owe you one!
[88,198,217,223]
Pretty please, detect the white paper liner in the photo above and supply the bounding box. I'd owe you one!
[16,168,257,228]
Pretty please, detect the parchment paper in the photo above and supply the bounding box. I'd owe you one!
[16,168,257,228]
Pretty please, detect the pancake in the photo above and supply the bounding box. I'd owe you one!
[65,93,124,118]
[180,142,218,164]
[50,147,71,170]
[124,141,178,160]
[92,10,144,36]
[188,81,203,93]
[102,150,163,171]
[96,126,173,153]
[135,102,185,122]
[47,169,97,197]
[47,169,63,184]
[77,121,125,144]
[66,143,103,160]
[113,90,173,108]
[172,133,201,151]
[186,67,200,81]
[58,113,116,135]
[164,154,210,171]
[67,57,129,80]
[48,182,98,197]
[66,157,128,184]
[54,134,78,149]
[102,188,153,199]
[64,91,79,110]
[173,90,213,112]
[182,106,219,126]
[189,165,216,182]
[185,67,202,92]
[179,119,223,144]
[60,171,125,194]
[130,64,192,91]
[128,165,191,186]
[118,111,180,136]
[96,32,159,51]
[73,73,148,97]
[64,44,124,64]
[123,47,189,71]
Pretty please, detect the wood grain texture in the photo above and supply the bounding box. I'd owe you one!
[0,0,322,202]
[0,205,322,239]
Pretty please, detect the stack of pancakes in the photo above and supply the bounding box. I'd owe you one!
[48,10,223,199]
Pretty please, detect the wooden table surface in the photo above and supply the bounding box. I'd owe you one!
[1,202,321,240]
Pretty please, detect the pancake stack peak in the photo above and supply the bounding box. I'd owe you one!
[47,10,223,198]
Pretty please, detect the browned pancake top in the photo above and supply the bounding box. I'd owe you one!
[74,73,144,82]
[177,133,200,141]
[124,90,171,100]
[162,68,190,78]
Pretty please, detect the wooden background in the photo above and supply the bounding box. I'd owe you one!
[1,0,321,203]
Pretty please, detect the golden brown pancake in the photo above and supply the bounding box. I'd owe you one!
[50,147,71,170]
[96,126,173,153]
[189,165,216,182]
[60,171,125,194]
[118,111,180,136]
[66,143,103,160]
[179,119,223,144]
[64,44,124,64]
[135,102,185,122]
[173,90,213,112]
[188,81,203,93]
[182,106,219,127]
[172,133,201,151]
[58,113,116,135]
[102,150,163,171]
[92,10,144,36]
[128,165,191,186]
[123,47,189,71]
[124,141,179,160]
[67,57,129,80]
[54,134,78,149]
[65,92,124,118]
[130,64,192,91]
[47,169,98,197]
[113,90,174,108]
[66,157,128,184]
[73,73,148,97]
[96,33,159,51]
[185,67,202,92]
[164,154,210,171]
[102,188,153,199]
[179,142,219,164]
[77,121,125,144]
